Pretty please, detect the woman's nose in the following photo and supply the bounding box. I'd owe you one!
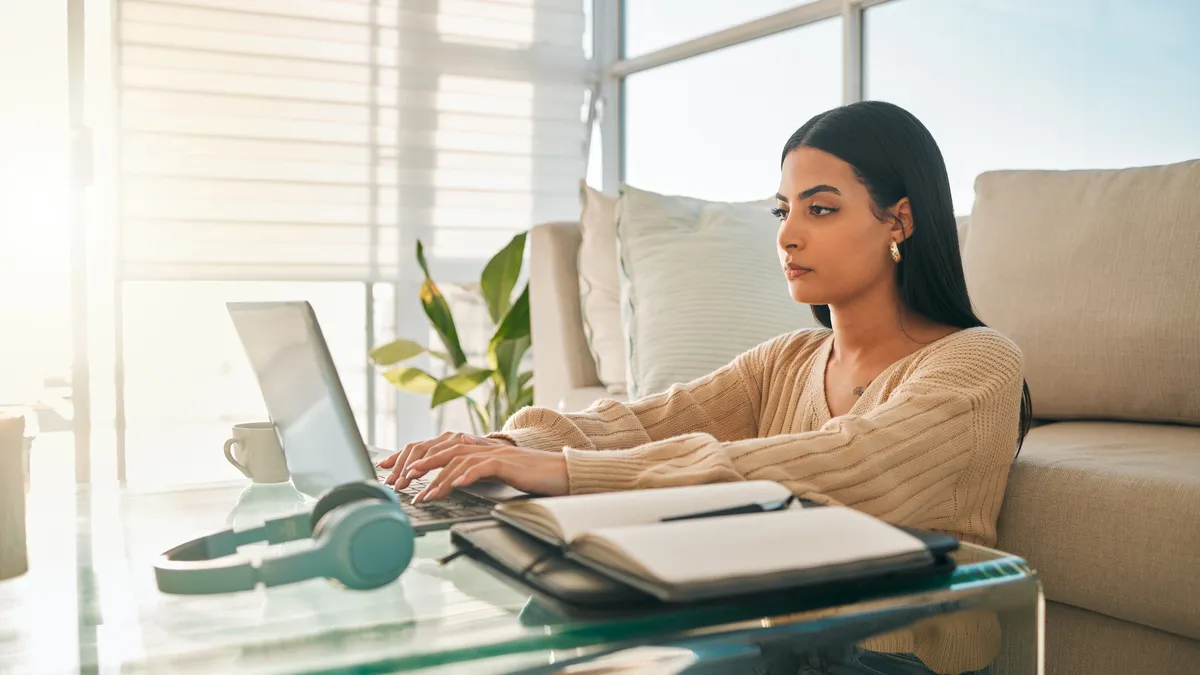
[778,220,802,251]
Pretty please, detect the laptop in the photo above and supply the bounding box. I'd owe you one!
[226,300,529,533]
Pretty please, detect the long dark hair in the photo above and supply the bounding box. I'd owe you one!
[781,100,1032,452]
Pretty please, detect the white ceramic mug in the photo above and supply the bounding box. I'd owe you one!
[223,422,290,484]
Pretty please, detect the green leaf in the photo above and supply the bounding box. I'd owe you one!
[514,386,534,410]
[416,240,468,367]
[517,371,534,390]
[431,365,494,408]
[489,283,531,352]
[487,284,531,405]
[490,334,530,405]
[369,338,448,366]
[469,399,490,435]
[382,367,438,395]
[480,231,527,325]
[488,389,503,433]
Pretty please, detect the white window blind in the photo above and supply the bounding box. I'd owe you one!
[116,0,590,282]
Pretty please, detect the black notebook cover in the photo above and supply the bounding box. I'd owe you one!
[448,519,958,616]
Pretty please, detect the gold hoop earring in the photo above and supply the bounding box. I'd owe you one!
[890,240,902,263]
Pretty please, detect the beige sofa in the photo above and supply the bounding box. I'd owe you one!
[527,161,1200,674]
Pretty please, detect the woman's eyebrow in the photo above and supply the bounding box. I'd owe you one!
[776,185,842,204]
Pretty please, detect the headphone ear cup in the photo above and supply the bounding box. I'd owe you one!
[310,482,396,535]
[309,500,415,590]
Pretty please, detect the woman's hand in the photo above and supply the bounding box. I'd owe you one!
[378,431,515,490]
[388,434,569,503]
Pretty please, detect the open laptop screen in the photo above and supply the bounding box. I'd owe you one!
[226,301,376,497]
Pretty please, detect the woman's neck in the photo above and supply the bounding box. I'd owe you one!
[827,292,943,364]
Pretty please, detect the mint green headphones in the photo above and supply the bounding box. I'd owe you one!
[155,482,415,594]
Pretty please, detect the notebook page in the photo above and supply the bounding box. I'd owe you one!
[494,480,792,544]
[574,506,927,586]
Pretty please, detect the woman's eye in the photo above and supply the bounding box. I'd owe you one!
[770,208,788,221]
[809,205,837,216]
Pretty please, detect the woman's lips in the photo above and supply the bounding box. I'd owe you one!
[785,267,811,280]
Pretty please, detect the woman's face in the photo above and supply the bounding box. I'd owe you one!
[775,146,906,306]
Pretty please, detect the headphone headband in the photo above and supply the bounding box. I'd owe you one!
[154,483,414,595]
[155,512,317,594]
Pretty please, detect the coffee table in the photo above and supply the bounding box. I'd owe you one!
[0,480,1043,674]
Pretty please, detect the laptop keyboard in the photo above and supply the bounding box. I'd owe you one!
[381,473,495,526]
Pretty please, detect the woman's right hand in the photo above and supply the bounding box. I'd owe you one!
[377,431,514,490]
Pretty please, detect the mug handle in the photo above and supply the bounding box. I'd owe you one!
[223,438,252,478]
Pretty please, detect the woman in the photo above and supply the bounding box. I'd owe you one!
[381,101,1031,550]
[381,100,1030,674]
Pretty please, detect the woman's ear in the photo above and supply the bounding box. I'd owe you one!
[890,197,914,242]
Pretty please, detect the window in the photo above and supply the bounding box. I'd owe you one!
[106,0,590,486]
[624,19,842,202]
[117,282,375,489]
[623,0,819,58]
[0,1,87,492]
[865,0,1200,212]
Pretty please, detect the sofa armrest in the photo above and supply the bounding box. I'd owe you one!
[560,386,622,413]
[529,221,602,410]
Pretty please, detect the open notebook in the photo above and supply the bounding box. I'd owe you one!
[490,481,957,603]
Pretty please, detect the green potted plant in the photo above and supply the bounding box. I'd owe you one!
[370,232,532,435]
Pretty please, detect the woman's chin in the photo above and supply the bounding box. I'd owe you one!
[787,285,819,305]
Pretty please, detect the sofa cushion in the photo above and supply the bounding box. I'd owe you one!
[617,186,821,398]
[963,160,1200,425]
[576,182,627,395]
[1043,603,1200,675]
[996,421,1200,640]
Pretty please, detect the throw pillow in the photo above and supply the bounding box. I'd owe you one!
[617,185,822,399]
[576,180,626,394]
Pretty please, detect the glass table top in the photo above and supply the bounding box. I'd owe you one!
[0,480,1039,674]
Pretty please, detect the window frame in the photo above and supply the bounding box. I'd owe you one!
[600,0,893,194]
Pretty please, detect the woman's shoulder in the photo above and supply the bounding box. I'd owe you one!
[933,326,1023,364]
[729,327,830,380]
[756,326,833,361]
[910,326,1025,389]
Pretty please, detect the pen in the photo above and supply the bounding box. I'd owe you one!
[660,496,795,523]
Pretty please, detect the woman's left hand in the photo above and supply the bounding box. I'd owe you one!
[406,440,569,503]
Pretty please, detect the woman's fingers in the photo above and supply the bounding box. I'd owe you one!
[451,458,501,490]
[418,432,476,463]
[406,441,492,481]
[383,442,418,485]
[407,447,569,502]
[376,449,402,470]
[388,431,453,487]
[380,432,503,491]
[411,457,462,503]
[413,456,465,503]
[409,442,504,499]
[409,432,479,488]
[415,456,502,503]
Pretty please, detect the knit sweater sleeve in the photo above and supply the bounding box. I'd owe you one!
[561,333,1025,525]
[486,333,800,453]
